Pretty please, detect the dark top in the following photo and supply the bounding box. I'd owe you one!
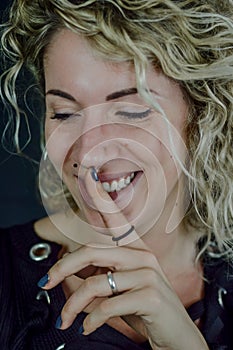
[0,221,233,350]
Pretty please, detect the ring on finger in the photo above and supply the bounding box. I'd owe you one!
[112,225,135,246]
[107,270,119,295]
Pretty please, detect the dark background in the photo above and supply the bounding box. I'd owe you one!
[0,0,46,227]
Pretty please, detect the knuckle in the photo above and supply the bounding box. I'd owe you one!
[143,251,157,267]
[145,287,163,308]
[84,314,92,329]
[81,245,91,256]
[84,275,98,291]
[80,246,97,265]
[62,299,77,318]
[99,299,112,317]
[142,268,158,284]
[84,312,97,331]
[52,259,66,277]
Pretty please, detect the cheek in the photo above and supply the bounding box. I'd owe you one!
[142,127,186,195]
[45,126,73,176]
[134,126,170,167]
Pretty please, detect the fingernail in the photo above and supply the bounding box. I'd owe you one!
[91,167,99,182]
[37,273,49,288]
[55,315,62,329]
[78,324,84,334]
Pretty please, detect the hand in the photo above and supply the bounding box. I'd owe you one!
[39,168,209,350]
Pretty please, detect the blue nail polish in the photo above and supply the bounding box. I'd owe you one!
[78,324,84,334]
[55,315,62,329]
[91,167,99,182]
[37,273,49,288]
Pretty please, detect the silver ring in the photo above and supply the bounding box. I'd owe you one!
[112,225,135,246]
[107,271,118,295]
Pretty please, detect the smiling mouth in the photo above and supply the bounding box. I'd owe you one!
[101,172,135,193]
[97,170,143,200]
[75,169,143,204]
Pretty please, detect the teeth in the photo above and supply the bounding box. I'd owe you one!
[102,172,135,193]
[118,178,126,189]
[110,180,118,192]
[125,176,131,185]
[102,182,111,192]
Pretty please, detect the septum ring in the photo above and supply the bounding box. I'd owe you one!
[107,271,119,295]
[112,225,135,246]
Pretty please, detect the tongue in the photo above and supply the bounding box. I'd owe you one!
[109,191,118,201]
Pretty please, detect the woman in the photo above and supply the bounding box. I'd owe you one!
[1,1,233,349]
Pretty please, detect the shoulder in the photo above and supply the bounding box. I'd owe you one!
[203,255,233,311]
[0,220,36,249]
[34,213,82,252]
[0,218,62,264]
[204,255,233,288]
[202,256,233,348]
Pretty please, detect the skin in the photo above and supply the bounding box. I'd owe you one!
[36,29,209,349]
[44,30,188,240]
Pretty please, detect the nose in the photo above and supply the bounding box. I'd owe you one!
[69,104,123,169]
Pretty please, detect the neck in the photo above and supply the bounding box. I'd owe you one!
[140,174,200,271]
[144,223,198,271]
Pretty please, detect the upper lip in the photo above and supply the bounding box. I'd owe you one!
[97,171,137,183]
[74,170,140,183]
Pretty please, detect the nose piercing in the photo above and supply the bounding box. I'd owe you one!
[73,163,99,181]
[91,167,99,182]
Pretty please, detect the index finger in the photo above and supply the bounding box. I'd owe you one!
[84,167,149,250]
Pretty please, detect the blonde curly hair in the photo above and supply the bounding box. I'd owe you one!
[1,0,233,259]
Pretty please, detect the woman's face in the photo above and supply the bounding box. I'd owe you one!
[44,29,189,236]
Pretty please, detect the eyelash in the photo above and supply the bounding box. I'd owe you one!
[115,108,152,119]
[50,108,152,121]
[50,113,77,120]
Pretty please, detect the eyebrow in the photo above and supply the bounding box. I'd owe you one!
[46,87,139,102]
[46,89,76,101]
[106,87,138,101]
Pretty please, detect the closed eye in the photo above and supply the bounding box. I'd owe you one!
[50,108,152,121]
[115,108,152,119]
[50,113,79,120]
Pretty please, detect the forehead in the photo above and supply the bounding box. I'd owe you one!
[43,29,185,109]
[44,30,135,84]
[45,29,116,64]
